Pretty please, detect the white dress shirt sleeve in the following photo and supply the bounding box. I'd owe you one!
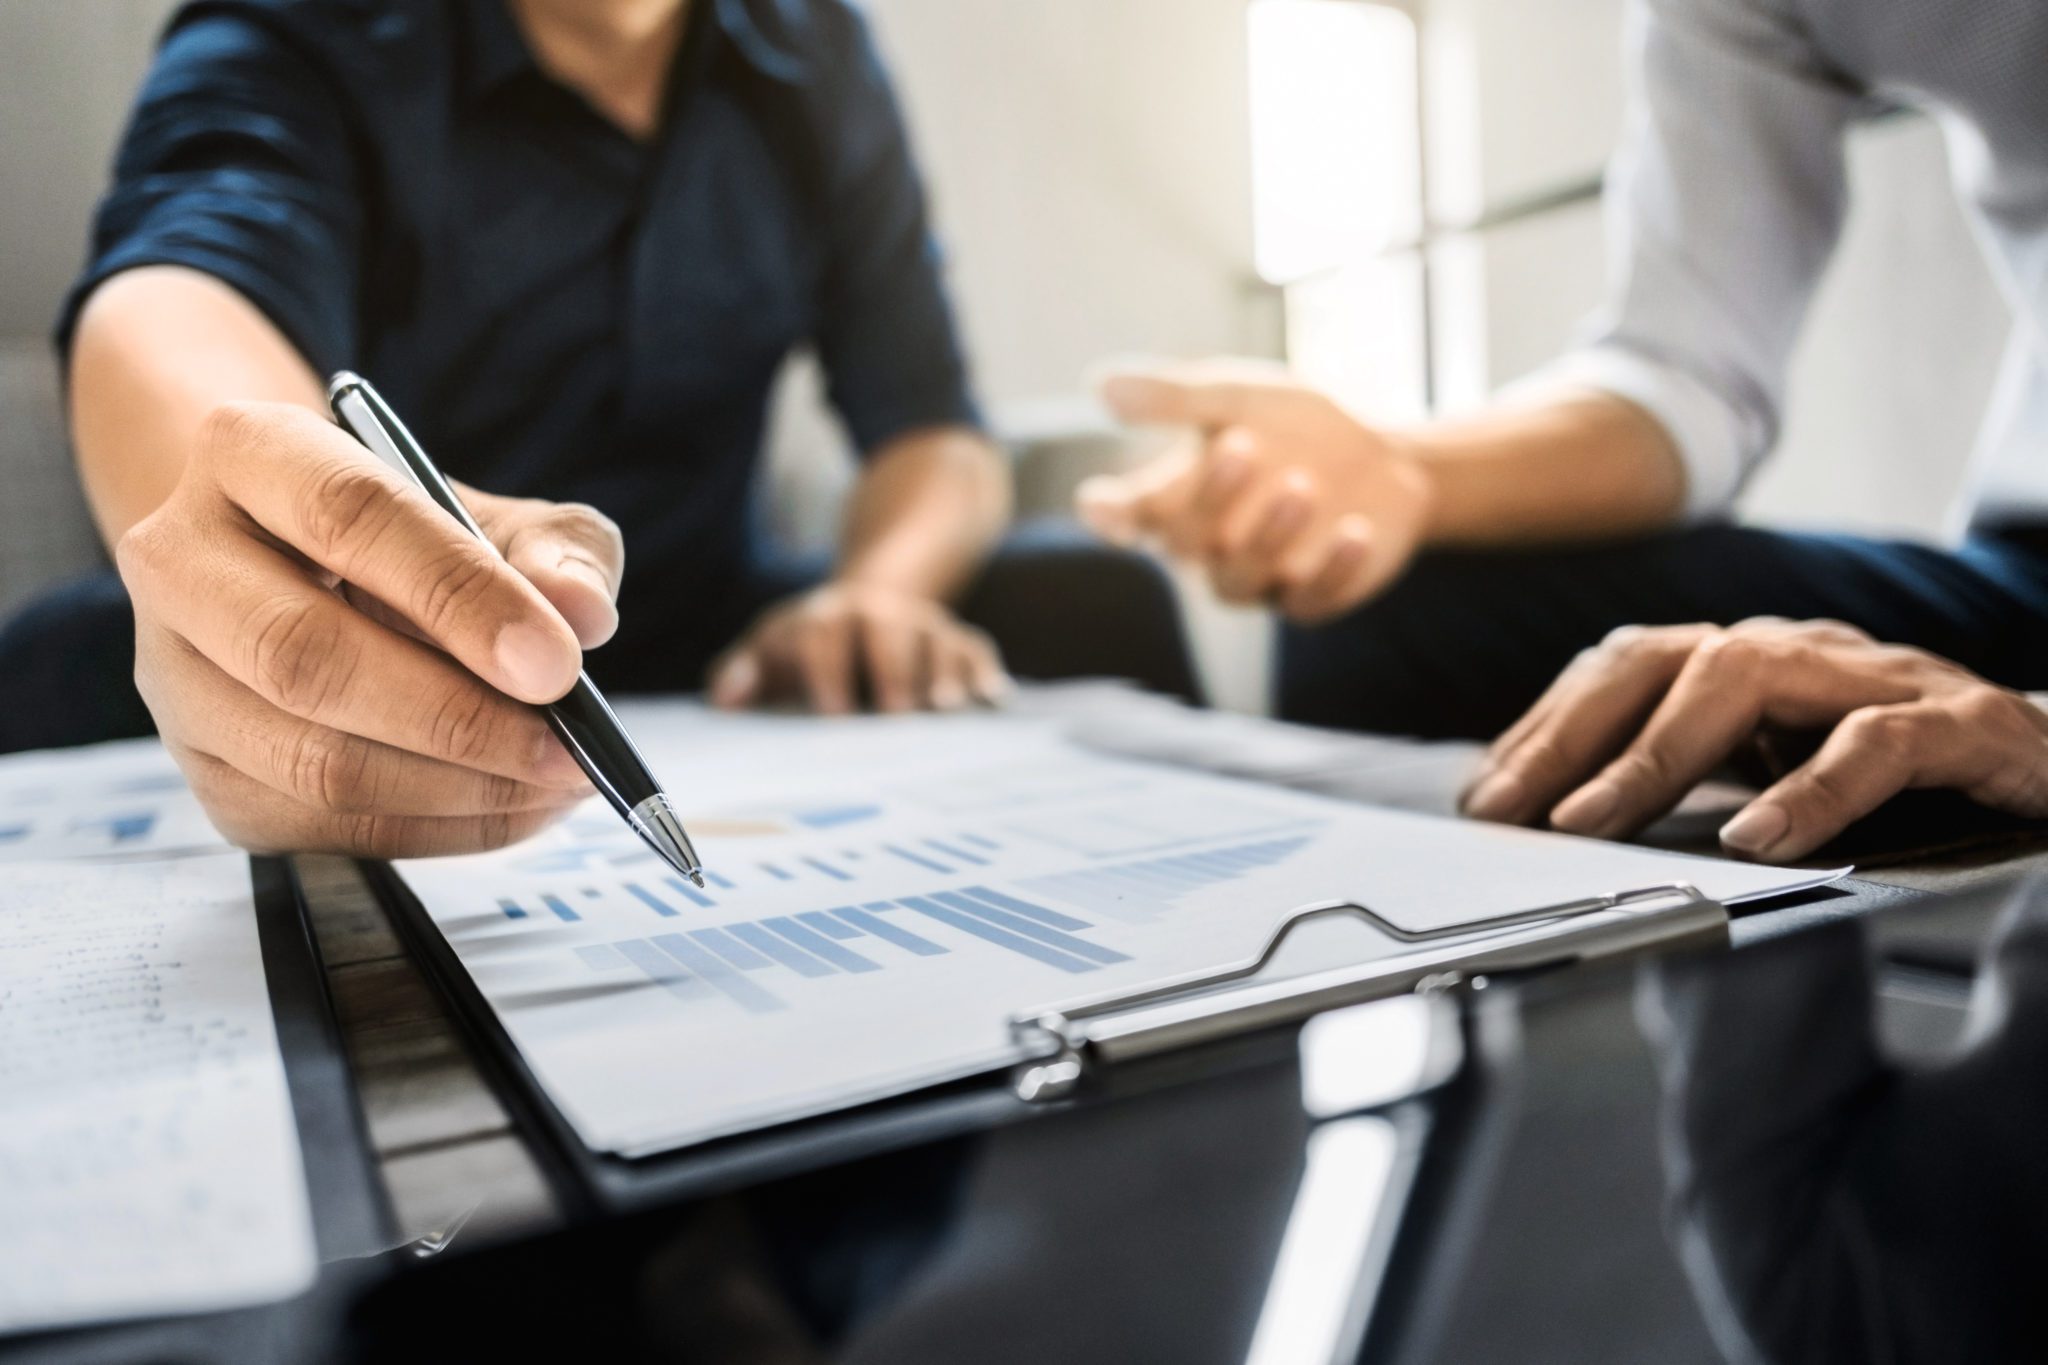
[1512,0,1866,517]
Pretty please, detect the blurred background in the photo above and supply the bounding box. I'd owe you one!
[0,0,2010,710]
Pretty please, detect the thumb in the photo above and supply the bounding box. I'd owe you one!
[709,647,763,710]
[1076,474,1144,545]
[1095,361,1295,431]
[472,490,625,650]
[1097,369,1225,428]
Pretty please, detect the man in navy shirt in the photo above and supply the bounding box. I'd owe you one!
[18,0,1188,859]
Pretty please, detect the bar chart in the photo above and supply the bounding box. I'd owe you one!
[492,831,1322,1021]
[568,883,1135,1015]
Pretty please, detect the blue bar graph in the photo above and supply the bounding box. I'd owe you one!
[649,933,784,1013]
[69,812,157,843]
[540,893,581,923]
[951,885,1092,931]
[961,833,1001,851]
[576,944,627,971]
[666,876,717,909]
[498,898,529,920]
[925,839,987,867]
[702,869,736,891]
[797,910,863,941]
[803,857,854,883]
[795,804,884,829]
[929,890,1130,966]
[761,916,881,973]
[1021,835,1314,923]
[623,882,680,917]
[885,843,950,874]
[839,905,948,956]
[760,862,795,881]
[563,879,1144,1020]
[895,895,1101,974]
[727,921,837,978]
[687,926,775,971]
[615,938,714,1004]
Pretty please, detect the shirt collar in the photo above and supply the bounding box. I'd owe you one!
[460,0,811,105]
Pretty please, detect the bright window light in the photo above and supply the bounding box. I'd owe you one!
[1248,0,1421,285]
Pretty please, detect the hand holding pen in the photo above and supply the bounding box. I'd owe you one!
[112,388,653,863]
[331,374,702,880]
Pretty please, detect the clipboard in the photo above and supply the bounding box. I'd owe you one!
[0,856,393,1364]
[363,862,1732,1220]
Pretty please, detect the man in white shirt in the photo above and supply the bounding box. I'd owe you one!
[1080,0,2048,863]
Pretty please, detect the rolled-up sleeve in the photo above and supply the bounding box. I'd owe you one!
[1512,0,1862,517]
[808,7,982,457]
[54,10,362,376]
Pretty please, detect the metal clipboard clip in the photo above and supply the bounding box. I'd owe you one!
[1007,881,1727,1102]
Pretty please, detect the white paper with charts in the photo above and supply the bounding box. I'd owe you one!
[0,852,316,1333]
[392,704,1843,1157]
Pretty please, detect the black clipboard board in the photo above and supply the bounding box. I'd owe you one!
[365,860,1069,1219]
[360,861,1756,1220]
[0,856,394,1364]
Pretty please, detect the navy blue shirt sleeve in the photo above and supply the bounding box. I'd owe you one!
[808,7,982,457]
[54,8,362,376]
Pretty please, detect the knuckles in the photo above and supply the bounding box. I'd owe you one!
[243,593,351,715]
[284,729,380,813]
[418,683,514,770]
[293,456,402,566]
[408,543,501,641]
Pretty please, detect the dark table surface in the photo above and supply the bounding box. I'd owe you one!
[10,686,2048,1364]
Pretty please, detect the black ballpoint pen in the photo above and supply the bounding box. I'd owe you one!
[327,372,706,886]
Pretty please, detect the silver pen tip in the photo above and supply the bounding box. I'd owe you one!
[628,795,705,885]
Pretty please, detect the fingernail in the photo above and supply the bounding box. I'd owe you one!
[1720,804,1790,857]
[558,556,612,597]
[931,679,968,711]
[1551,779,1621,835]
[1462,769,1526,821]
[495,621,575,700]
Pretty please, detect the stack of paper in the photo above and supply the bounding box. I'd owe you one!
[0,743,316,1336]
[394,703,1840,1158]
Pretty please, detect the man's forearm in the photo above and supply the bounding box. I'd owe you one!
[1404,391,1689,547]
[68,265,325,547]
[835,426,1012,601]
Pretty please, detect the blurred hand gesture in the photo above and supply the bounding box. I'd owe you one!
[1077,363,1434,622]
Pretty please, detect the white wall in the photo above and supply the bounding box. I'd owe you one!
[1415,0,2010,541]
[0,0,178,613]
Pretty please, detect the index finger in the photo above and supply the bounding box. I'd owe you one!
[1096,364,1295,431]
[1548,634,1915,839]
[199,403,582,704]
[1461,626,1712,825]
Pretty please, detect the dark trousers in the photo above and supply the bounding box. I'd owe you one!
[1279,523,2048,740]
[0,519,1200,755]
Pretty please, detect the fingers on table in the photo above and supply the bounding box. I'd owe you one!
[1462,625,1715,826]
[1734,692,2048,861]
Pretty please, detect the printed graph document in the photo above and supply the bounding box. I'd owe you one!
[0,853,317,1333]
[393,704,1843,1157]
[0,738,226,862]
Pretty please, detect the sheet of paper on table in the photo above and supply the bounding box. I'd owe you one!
[393,701,1845,1159]
[0,737,227,861]
[0,851,317,1334]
